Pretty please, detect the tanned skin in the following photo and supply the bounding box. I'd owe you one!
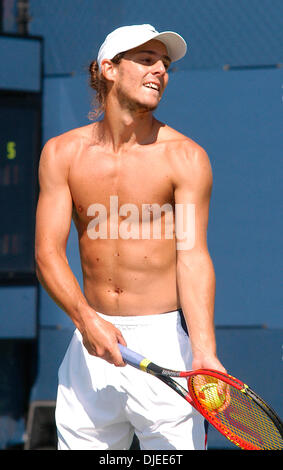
[35,39,225,372]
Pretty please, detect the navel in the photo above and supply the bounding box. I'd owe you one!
[114,287,123,294]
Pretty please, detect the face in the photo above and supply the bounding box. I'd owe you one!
[107,39,171,113]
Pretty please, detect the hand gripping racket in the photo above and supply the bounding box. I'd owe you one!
[119,344,283,450]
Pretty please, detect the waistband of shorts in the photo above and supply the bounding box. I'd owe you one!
[96,309,183,327]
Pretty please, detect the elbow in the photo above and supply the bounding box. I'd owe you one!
[177,248,214,274]
[35,244,68,275]
[35,244,46,267]
[35,249,47,282]
[34,245,54,274]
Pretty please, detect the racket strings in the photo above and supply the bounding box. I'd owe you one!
[190,375,283,450]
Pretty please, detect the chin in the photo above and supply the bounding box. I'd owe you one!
[131,98,159,113]
[139,103,158,113]
[117,86,161,113]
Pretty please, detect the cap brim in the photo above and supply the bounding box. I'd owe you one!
[153,31,187,62]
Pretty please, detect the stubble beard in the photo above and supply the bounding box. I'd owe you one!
[116,86,159,114]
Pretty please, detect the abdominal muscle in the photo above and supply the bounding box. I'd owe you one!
[79,235,180,316]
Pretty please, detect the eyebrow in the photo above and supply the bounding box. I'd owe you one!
[135,50,171,63]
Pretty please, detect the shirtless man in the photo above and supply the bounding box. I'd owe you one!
[35,24,225,450]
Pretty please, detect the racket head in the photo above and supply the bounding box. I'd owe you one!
[188,371,283,450]
[119,346,283,450]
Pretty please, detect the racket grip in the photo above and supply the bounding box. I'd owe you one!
[118,344,145,369]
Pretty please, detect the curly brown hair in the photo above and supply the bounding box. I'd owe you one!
[88,53,125,120]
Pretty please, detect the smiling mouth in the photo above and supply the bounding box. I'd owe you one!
[143,82,160,92]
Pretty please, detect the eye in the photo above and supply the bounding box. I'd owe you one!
[141,56,153,64]
[163,61,170,71]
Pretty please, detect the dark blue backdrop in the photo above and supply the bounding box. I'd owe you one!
[0,0,282,450]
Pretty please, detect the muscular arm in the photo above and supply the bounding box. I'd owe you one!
[174,143,225,372]
[35,137,126,365]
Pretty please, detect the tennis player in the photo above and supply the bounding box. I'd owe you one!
[35,24,226,450]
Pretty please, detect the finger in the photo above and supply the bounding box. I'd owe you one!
[115,331,127,365]
[117,334,127,349]
[112,341,127,367]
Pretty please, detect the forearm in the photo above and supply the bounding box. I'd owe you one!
[36,249,126,365]
[35,248,94,330]
[177,249,217,360]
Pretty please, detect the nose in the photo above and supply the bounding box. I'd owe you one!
[151,59,166,76]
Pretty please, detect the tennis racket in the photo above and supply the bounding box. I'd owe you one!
[119,344,283,450]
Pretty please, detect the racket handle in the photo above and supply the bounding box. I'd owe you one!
[118,344,145,369]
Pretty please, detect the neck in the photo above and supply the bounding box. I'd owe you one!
[96,97,157,153]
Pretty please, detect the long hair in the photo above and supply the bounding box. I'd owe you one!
[88,53,125,120]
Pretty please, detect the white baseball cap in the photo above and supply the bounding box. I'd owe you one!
[97,24,187,70]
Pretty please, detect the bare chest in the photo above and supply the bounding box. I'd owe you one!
[68,147,174,223]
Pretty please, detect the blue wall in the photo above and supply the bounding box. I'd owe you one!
[1,0,282,449]
[29,0,283,74]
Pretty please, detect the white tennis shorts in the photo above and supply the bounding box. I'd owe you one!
[55,309,207,450]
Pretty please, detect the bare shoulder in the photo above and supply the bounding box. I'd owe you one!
[39,124,94,177]
[42,124,93,161]
[158,122,212,179]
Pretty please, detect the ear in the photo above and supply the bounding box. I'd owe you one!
[100,59,118,82]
